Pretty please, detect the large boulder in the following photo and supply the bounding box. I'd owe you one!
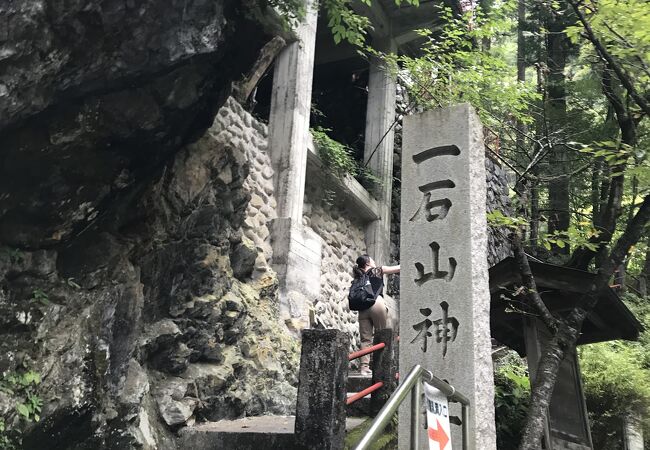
[0,1,299,448]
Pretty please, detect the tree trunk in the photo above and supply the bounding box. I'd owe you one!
[545,2,571,253]
[640,240,650,296]
[530,166,540,250]
[568,69,637,270]
[519,194,650,450]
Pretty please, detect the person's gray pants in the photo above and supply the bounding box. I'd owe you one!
[357,296,388,370]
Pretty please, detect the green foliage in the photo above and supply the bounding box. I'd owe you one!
[0,370,42,449]
[578,293,650,448]
[344,414,397,449]
[566,0,650,99]
[579,142,650,185]
[322,0,372,46]
[29,289,50,306]
[379,2,539,131]
[311,127,382,187]
[494,356,530,449]
[312,126,358,177]
[487,210,528,229]
[321,0,420,46]
[538,224,601,252]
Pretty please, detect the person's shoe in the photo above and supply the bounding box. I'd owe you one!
[359,368,372,376]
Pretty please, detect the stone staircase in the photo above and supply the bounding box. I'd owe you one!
[178,372,374,449]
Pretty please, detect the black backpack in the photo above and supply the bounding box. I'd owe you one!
[348,272,376,311]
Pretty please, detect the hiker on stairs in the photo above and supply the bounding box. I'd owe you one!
[349,254,400,376]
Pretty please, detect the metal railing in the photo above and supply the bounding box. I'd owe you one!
[353,365,470,450]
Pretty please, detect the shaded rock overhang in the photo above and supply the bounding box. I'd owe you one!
[0,0,291,249]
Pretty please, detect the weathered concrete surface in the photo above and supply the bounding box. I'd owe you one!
[268,0,317,223]
[271,218,323,334]
[364,38,397,268]
[268,0,320,336]
[179,416,299,450]
[179,415,368,450]
[295,329,349,450]
[624,415,644,450]
[398,105,496,449]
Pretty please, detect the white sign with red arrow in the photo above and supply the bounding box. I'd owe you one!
[424,382,452,450]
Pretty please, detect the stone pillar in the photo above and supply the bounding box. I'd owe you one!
[364,37,397,268]
[624,414,644,450]
[398,105,496,449]
[295,329,349,450]
[370,328,398,414]
[268,0,321,334]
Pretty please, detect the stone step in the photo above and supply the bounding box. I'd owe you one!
[346,396,372,417]
[178,415,367,450]
[346,373,372,393]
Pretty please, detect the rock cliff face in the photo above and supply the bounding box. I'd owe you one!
[0,2,298,448]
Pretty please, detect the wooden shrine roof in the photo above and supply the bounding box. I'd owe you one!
[489,257,643,356]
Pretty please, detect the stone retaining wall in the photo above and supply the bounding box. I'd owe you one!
[214,98,371,349]
[211,97,277,278]
[486,154,513,266]
[303,184,367,350]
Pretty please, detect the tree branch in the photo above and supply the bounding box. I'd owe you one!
[511,232,559,332]
[568,0,650,117]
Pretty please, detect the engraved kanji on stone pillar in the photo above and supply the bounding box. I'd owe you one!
[399,105,496,450]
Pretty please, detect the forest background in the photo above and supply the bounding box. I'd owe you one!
[303,0,650,448]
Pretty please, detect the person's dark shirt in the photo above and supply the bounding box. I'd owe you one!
[366,267,384,299]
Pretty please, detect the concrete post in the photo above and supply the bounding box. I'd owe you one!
[295,329,349,450]
[364,37,397,268]
[268,0,322,335]
[370,328,398,414]
[624,413,644,450]
[268,0,316,223]
[398,105,496,449]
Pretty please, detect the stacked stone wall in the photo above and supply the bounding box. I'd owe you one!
[211,97,277,278]
[303,185,367,350]
[213,98,372,350]
[486,154,513,266]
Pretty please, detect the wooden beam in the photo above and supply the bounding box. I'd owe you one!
[233,36,287,105]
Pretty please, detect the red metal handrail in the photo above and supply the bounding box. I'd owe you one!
[348,342,385,361]
[346,382,384,405]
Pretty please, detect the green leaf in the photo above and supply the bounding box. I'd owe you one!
[16,403,29,418]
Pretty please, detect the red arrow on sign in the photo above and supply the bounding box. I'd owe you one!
[428,418,449,450]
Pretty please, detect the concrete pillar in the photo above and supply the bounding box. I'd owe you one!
[295,329,349,450]
[268,0,322,334]
[624,414,644,450]
[364,37,397,267]
[398,105,496,449]
[268,1,316,223]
